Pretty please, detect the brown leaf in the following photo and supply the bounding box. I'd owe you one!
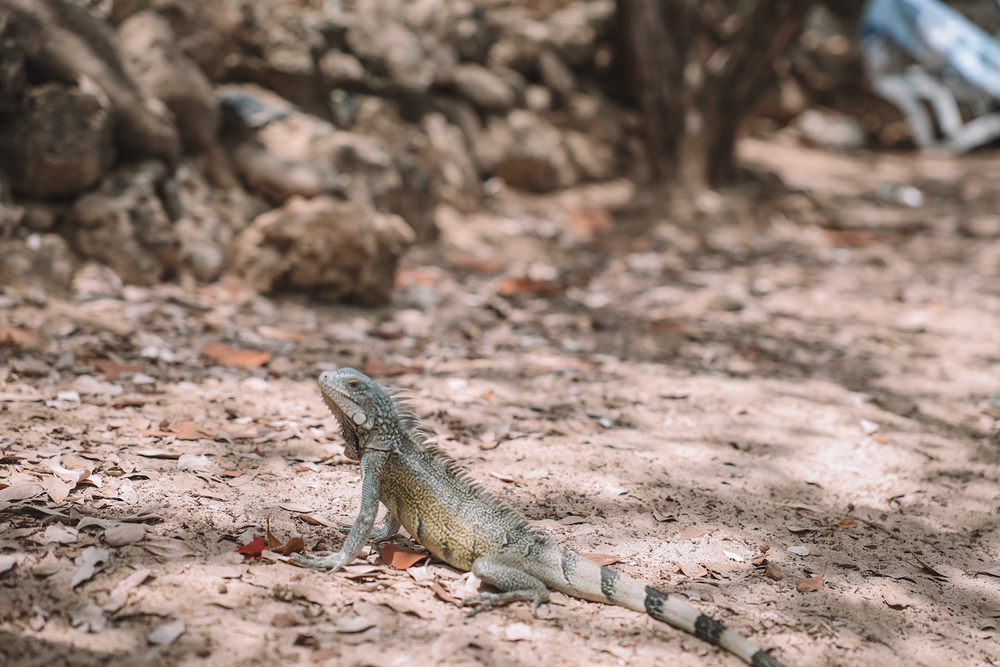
[765,561,785,581]
[581,553,623,566]
[428,580,457,605]
[381,544,430,570]
[796,563,828,593]
[449,253,503,274]
[281,536,305,556]
[44,476,73,503]
[266,519,283,550]
[973,566,1000,578]
[0,324,41,347]
[497,277,566,297]
[104,523,145,547]
[704,561,740,576]
[680,562,708,578]
[94,360,142,381]
[202,342,270,368]
[677,526,708,541]
[363,357,422,377]
[166,421,217,440]
[0,483,44,501]
[272,613,300,628]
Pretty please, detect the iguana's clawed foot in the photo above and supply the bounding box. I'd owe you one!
[290,551,350,572]
[462,591,547,618]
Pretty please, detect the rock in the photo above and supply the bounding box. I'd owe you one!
[1,0,179,159]
[545,0,616,67]
[793,109,867,150]
[318,50,369,88]
[525,85,552,112]
[422,112,479,212]
[441,1,496,64]
[477,110,579,193]
[564,131,614,182]
[538,49,576,99]
[0,233,76,293]
[452,64,516,112]
[224,0,326,115]
[486,10,549,74]
[346,8,435,100]
[228,195,415,305]
[118,10,220,153]
[0,82,114,197]
[231,139,342,205]
[67,161,179,286]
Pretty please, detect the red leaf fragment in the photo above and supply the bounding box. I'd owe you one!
[237,538,267,560]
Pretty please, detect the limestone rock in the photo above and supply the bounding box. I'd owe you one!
[118,10,220,153]
[228,195,415,305]
[477,110,579,193]
[0,233,76,293]
[0,82,113,197]
[452,64,516,112]
[67,161,179,286]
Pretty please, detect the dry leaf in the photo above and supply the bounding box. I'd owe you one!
[94,360,142,381]
[0,483,44,501]
[450,253,503,274]
[290,581,337,606]
[71,603,107,633]
[680,562,708,578]
[704,561,741,575]
[565,204,614,238]
[202,342,270,368]
[227,471,257,487]
[581,553,624,566]
[677,526,708,541]
[44,476,73,503]
[796,563,828,593]
[104,568,152,612]
[272,613,300,628]
[381,544,430,569]
[33,551,62,576]
[883,584,910,609]
[788,546,810,556]
[974,566,1000,578]
[105,523,145,547]
[266,519,282,550]
[257,326,308,342]
[281,536,306,556]
[168,421,216,440]
[0,324,41,347]
[556,515,588,525]
[279,502,315,513]
[765,561,785,580]
[0,554,20,574]
[144,537,197,559]
[71,546,110,588]
[363,357,422,377]
[37,524,79,545]
[237,537,267,560]
[428,580,457,604]
[149,619,185,645]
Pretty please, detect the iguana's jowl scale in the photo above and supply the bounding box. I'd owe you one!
[292,368,787,667]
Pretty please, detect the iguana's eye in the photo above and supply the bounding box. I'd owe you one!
[349,381,359,389]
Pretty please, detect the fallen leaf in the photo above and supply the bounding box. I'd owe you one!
[680,562,708,578]
[104,568,152,612]
[266,519,283,550]
[177,453,210,469]
[788,546,810,556]
[581,553,624,566]
[428,580,457,605]
[33,551,62,576]
[504,621,533,641]
[0,324,41,347]
[136,449,181,459]
[237,537,267,560]
[71,546,110,588]
[556,515,588,526]
[143,537,197,559]
[227,471,258,487]
[677,526,707,541]
[44,476,73,503]
[0,554,20,574]
[449,253,503,274]
[37,524,79,545]
[202,342,270,368]
[974,566,1000,578]
[272,613,300,628]
[704,561,741,575]
[363,357,422,377]
[381,544,430,569]
[786,525,813,533]
[148,619,185,645]
[94,360,142,381]
[765,561,784,580]
[105,523,145,547]
[796,563,828,593]
[0,483,44,501]
[497,277,565,297]
[70,603,107,632]
[722,550,744,562]
[256,326,308,342]
[290,581,337,606]
[281,536,306,556]
[168,421,216,441]
[279,502,315,513]
[883,583,910,609]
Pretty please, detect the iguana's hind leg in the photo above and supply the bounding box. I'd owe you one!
[464,556,550,617]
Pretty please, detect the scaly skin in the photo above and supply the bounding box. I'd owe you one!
[292,368,788,667]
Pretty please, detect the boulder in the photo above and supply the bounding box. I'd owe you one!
[67,160,179,285]
[452,64,516,113]
[345,9,435,100]
[118,10,220,153]
[228,195,415,305]
[0,82,114,197]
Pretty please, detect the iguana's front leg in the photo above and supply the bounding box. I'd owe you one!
[292,454,383,572]
[337,511,401,543]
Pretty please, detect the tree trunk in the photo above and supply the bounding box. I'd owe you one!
[618,0,818,188]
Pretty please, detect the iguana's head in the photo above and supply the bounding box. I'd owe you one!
[318,368,395,460]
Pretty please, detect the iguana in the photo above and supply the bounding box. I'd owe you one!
[292,368,787,667]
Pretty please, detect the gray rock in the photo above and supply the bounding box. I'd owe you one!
[319,50,369,87]
[477,110,579,193]
[538,48,576,98]
[0,82,114,197]
[228,195,415,305]
[118,10,220,153]
[346,12,435,97]
[545,0,616,67]
[0,233,76,294]
[452,64,516,112]
[67,160,179,286]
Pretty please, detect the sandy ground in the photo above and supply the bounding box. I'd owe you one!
[1,137,1000,667]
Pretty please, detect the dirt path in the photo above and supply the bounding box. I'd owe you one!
[2,138,999,667]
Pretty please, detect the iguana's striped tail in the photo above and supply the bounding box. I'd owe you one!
[539,550,787,667]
